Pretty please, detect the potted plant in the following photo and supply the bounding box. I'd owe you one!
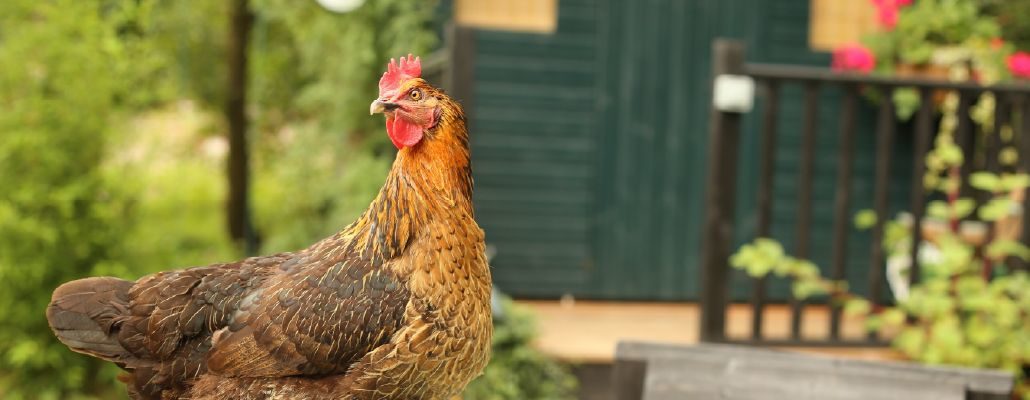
[831,0,1008,118]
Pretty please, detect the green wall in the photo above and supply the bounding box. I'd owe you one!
[456,0,914,300]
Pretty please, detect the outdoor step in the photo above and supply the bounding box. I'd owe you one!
[518,300,903,364]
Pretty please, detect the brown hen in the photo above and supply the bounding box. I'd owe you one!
[46,55,492,400]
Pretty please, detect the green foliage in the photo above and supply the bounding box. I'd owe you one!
[859,0,1005,119]
[732,232,1030,396]
[864,0,1000,69]
[731,144,1030,398]
[464,297,578,400]
[854,209,879,230]
[251,0,438,146]
[0,1,146,397]
[730,239,831,299]
[253,127,392,252]
[979,0,1030,50]
[109,105,240,272]
[246,0,439,252]
[894,0,1000,64]
[0,0,574,398]
[147,1,231,108]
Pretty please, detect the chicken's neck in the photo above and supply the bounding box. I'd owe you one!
[341,108,472,263]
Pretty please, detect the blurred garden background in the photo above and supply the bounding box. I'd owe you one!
[4,0,1030,399]
[0,0,572,398]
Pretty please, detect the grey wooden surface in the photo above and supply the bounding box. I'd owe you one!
[613,341,1014,400]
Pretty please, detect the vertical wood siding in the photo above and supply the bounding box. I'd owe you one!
[456,0,913,300]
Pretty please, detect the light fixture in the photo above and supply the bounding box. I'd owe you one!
[315,0,365,13]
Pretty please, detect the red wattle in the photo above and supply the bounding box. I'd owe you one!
[386,117,424,149]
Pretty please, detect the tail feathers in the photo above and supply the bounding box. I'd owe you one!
[47,277,136,363]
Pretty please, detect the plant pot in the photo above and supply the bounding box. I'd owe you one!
[894,63,952,105]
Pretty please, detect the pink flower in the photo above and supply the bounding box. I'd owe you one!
[872,0,912,8]
[878,5,899,29]
[833,45,877,73]
[1009,52,1030,79]
[870,0,911,29]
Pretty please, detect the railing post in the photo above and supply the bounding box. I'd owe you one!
[699,39,746,343]
[445,23,476,130]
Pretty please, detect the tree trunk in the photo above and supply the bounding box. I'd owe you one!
[226,0,257,254]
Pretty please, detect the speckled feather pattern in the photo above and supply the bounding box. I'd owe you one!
[46,82,491,400]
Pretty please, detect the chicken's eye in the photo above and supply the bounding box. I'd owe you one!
[409,90,422,101]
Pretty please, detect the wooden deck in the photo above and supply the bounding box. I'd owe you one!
[518,300,904,364]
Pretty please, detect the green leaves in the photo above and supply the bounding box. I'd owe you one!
[791,280,828,300]
[464,296,578,400]
[978,198,1012,221]
[927,200,950,219]
[1000,173,1030,191]
[892,88,921,120]
[730,238,785,278]
[936,143,964,166]
[0,0,445,398]
[0,0,143,396]
[951,198,977,220]
[882,308,907,327]
[730,225,1030,396]
[969,172,1001,192]
[843,298,871,317]
[854,209,878,230]
[926,199,977,221]
[986,240,1030,260]
[968,172,1030,194]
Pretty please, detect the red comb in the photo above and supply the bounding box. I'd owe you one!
[378,54,421,97]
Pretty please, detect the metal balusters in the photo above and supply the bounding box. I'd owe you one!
[751,80,781,340]
[829,84,858,339]
[908,88,935,286]
[792,82,820,340]
[867,86,895,341]
[1019,97,1030,272]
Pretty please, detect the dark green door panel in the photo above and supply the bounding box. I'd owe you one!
[460,0,914,300]
[593,0,764,300]
[468,0,601,297]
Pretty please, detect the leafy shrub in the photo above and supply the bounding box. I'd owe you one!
[0,1,143,398]
[0,1,573,399]
[730,117,1030,397]
[246,0,440,251]
[464,296,578,400]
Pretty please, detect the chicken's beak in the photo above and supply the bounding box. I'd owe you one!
[369,99,399,115]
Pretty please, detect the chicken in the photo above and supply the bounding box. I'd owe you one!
[46,54,492,400]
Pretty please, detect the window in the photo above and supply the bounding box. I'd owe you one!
[809,0,878,51]
[455,0,558,34]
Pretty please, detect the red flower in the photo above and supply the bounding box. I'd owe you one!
[991,38,1005,50]
[878,5,899,29]
[1009,52,1030,79]
[832,45,877,73]
[870,0,911,30]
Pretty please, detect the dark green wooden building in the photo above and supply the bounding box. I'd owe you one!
[445,0,914,301]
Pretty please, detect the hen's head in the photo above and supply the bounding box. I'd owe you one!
[370,54,450,149]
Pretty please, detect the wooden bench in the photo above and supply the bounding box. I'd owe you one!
[612,341,1014,400]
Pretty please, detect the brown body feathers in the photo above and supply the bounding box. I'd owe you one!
[46,70,492,399]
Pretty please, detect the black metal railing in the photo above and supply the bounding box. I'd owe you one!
[700,39,1030,346]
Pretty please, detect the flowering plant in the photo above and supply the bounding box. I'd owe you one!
[830,0,1017,119]
[730,147,1030,397]
[1010,51,1030,80]
[831,45,876,73]
[872,0,913,30]
[831,0,1003,75]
